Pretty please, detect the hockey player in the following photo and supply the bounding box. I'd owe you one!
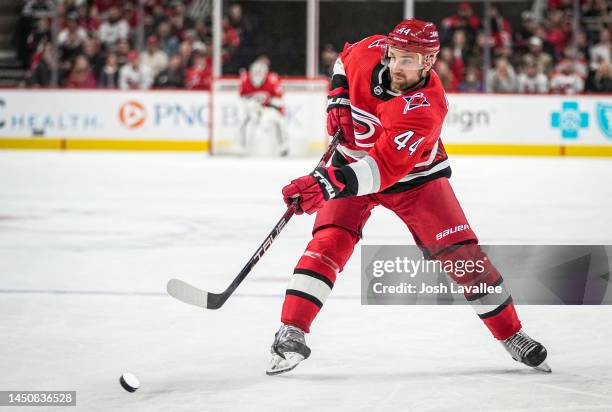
[267,19,550,375]
[238,57,289,156]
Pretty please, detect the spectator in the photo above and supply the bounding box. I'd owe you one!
[523,37,554,74]
[59,30,85,67]
[441,2,481,44]
[169,3,192,38]
[435,60,458,92]
[450,30,469,79]
[439,47,464,84]
[222,16,241,63]
[76,3,100,32]
[533,26,557,58]
[154,55,185,88]
[28,41,56,87]
[555,46,588,79]
[517,62,549,93]
[184,51,212,90]
[27,17,51,57]
[157,21,180,57]
[227,3,252,43]
[177,40,193,65]
[115,38,131,66]
[458,66,484,92]
[66,55,97,88]
[487,6,513,49]
[545,10,570,58]
[123,2,139,30]
[98,6,129,48]
[590,30,611,71]
[83,37,105,79]
[140,36,168,77]
[586,61,612,93]
[94,0,122,14]
[119,51,153,90]
[319,44,338,77]
[487,58,518,92]
[98,53,120,88]
[151,3,167,26]
[550,61,585,94]
[58,12,87,46]
[194,20,210,43]
[513,11,539,52]
[142,13,156,39]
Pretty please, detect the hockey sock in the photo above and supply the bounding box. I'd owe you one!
[281,226,358,332]
[435,243,522,340]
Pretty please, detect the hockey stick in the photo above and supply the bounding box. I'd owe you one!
[167,130,341,310]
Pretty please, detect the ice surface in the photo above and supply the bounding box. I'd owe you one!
[1,151,611,411]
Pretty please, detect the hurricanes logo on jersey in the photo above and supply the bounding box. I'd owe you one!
[402,93,430,114]
[351,105,383,148]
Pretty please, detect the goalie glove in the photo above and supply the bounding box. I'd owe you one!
[326,87,355,145]
[282,167,346,215]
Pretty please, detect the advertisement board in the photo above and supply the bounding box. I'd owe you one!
[443,94,612,146]
[0,87,610,156]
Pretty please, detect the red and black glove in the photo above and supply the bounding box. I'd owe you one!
[282,167,346,215]
[326,87,355,145]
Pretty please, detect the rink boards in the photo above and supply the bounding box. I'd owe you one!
[0,84,611,156]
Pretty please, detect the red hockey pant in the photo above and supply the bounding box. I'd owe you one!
[281,178,521,340]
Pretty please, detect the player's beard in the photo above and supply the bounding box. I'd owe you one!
[390,72,417,93]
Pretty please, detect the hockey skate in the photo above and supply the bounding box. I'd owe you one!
[266,324,311,376]
[502,330,551,373]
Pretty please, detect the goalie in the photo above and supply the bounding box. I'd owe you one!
[238,57,289,156]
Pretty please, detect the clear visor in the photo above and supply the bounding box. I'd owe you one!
[387,49,425,70]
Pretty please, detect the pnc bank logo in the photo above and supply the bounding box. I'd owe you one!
[119,101,146,129]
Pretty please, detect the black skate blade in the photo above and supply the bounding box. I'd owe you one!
[265,364,298,376]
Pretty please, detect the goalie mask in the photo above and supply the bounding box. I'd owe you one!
[381,19,440,72]
[249,60,269,88]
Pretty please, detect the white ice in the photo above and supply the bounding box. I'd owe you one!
[1,151,611,412]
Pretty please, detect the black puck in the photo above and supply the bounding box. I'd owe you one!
[119,372,140,392]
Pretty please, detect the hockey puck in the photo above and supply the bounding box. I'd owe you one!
[119,373,140,393]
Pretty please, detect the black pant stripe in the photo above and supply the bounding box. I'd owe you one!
[293,268,334,289]
[465,277,504,302]
[478,296,514,319]
[286,289,323,308]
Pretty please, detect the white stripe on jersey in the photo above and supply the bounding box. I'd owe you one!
[397,159,450,183]
[347,155,381,195]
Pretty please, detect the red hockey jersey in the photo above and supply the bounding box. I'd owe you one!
[331,35,451,195]
[239,70,284,110]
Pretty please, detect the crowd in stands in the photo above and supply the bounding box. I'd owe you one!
[18,0,612,94]
[431,1,611,93]
[19,0,252,89]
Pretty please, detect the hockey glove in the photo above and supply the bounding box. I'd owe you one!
[327,87,355,145]
[282,167,346,215]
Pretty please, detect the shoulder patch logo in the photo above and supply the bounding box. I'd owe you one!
[402,93,430,114]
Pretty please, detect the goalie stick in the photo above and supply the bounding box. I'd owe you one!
[167,130,341,310]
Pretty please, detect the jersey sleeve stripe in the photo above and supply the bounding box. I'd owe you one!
[397,158,450,183]
[345,155,381,196]
[414,139,439,168]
